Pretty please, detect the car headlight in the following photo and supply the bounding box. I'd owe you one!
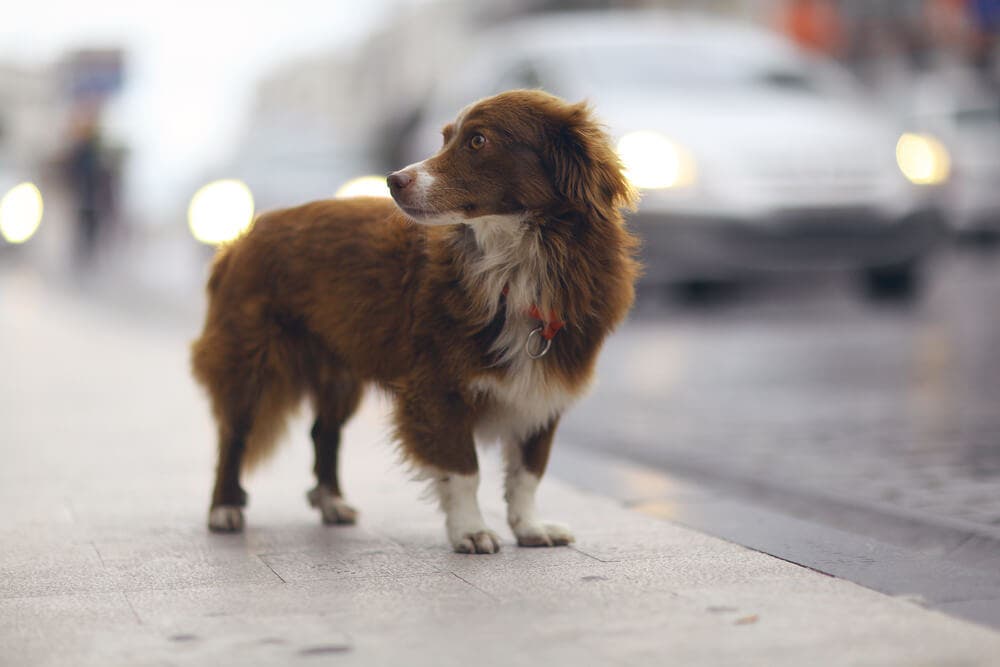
[188,179,255,245]
[896,133,950,185]
[616,131,697,190]
[0,182,44,244]
[335,175,391,199]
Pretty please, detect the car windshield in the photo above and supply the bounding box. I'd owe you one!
[542,42,824,94]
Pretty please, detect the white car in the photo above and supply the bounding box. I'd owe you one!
[404,11,949,296]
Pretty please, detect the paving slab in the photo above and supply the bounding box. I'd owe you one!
[0,592,140,667]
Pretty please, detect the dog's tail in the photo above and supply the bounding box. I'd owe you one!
[192,242,301,472]
[241,381,300,472]
[192,327,302,474]
[191,246,233,383]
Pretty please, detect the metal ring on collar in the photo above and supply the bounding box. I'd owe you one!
[524,326,552,359]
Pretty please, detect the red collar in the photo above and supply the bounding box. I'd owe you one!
[502,286,565,341]
[528,304,565,340]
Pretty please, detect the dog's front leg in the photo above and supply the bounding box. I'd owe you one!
[433,472,500,554]
[504,418,574,547]
[395,389,500,554]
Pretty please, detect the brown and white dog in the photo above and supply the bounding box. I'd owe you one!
[191,89,639,553]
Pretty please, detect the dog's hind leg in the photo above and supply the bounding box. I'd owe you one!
[208,424,250,532]
[206,378,299,531]
[307,369,363,525]
[199,342,299,532]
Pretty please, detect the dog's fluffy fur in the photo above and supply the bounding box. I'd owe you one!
[191,89,639,552]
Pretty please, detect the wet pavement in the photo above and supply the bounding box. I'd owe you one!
[562,247,1000,546]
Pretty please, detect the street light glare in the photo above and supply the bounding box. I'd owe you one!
[0,182,44,244]
[188,179,255,245]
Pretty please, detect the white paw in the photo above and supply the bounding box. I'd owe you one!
[307,485,358,525]
[513,520,574,547]
[208,505,244,532]
[449,526,501,554]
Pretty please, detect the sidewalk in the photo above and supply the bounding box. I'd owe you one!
[3,269,1000,666]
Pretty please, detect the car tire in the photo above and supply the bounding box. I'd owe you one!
[859,262,920,301]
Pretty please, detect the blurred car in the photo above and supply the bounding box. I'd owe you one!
[403,11,949,296]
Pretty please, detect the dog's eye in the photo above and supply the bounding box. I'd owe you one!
[469,134,486,150]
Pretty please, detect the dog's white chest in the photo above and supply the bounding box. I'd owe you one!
[470,356,580,445]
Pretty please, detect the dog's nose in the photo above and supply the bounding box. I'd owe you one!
[387,171,413,192]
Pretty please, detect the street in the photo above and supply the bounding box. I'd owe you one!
[563,248,1000,539]
[553,247,1000,626]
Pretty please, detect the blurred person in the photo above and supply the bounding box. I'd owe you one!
[63,107,108,268]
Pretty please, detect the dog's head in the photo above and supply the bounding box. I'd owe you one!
[388,90,636,227]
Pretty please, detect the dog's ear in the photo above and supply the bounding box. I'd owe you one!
[547,101,638,220]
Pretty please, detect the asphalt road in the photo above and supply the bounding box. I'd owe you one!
[561,246,1000,552]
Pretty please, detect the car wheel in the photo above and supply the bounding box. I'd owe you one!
[859,262,920,301]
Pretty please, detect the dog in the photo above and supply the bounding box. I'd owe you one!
[191,89,639,553]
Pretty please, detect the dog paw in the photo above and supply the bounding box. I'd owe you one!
[208,506,244,532]
[513,521,574,547]
[307,485,358,525]
[449,527,501,554]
